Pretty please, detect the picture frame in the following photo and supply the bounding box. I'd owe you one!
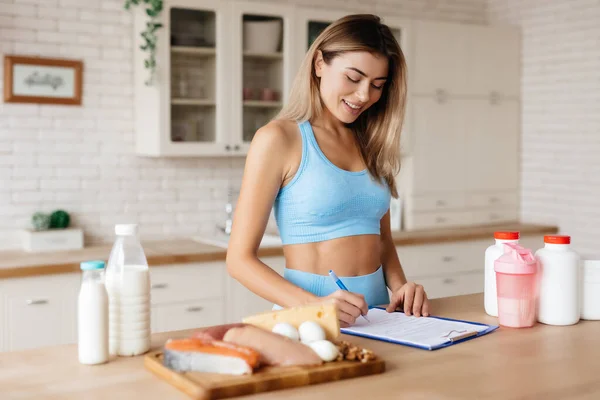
[3,55,83,106]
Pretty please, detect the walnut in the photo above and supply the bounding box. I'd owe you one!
[334,340,377,362]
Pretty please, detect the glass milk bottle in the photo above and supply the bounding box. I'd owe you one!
[105,224,151,356]
[484,231,520,317]
[535,235,581,326]
[78,260,109,365]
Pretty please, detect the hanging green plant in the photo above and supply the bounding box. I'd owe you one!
[125,0,163,85]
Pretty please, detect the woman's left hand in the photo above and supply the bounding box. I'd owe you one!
[386,282,430,317]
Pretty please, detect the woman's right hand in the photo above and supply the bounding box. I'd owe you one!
[319,290,369,328]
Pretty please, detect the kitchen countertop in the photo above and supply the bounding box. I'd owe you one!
[2,293,597,400]
[0,222,558,280]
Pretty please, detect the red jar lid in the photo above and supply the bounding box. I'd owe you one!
[494,231,520,240]
[544,235,571,244]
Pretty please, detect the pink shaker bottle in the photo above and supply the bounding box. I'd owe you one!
[494,243,539,328]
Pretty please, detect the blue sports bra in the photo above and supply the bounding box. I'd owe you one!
[273,120,391,245]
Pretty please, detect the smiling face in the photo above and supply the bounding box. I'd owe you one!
[314,51,389,124]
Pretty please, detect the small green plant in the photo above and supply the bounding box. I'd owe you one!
[31,212,51,231]
[50,210,70,229]
[125,0,163,85]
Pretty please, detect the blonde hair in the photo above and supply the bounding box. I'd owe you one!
[276,14,407,198]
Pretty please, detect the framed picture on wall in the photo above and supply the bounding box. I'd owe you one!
[3,55,83,105]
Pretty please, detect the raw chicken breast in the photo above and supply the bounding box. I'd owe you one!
[223,325,322,367]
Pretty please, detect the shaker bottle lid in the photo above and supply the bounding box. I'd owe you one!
[544,235,570,244]
[80,260,106,270]
[494,243,537,274]
[494,231,520,240]
[115,224,138,236]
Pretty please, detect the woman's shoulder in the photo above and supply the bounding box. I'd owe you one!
[251,119,301,154]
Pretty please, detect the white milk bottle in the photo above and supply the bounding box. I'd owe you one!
[535,235,581,326]
[484,231,520,317]
[105,224,151,356]
[78,260,109,365]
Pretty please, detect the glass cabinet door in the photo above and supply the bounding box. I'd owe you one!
[163,0,231,156]
[295,8,346,67]
[230,1,295,153]
[169,7,216,144]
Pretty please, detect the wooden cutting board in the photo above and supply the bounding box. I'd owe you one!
[144,350,385,400]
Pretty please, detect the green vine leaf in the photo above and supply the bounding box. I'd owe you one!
[125,0,163,86]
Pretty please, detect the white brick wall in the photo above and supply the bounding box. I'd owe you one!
[0,0,486,246]
[487,0,600,257]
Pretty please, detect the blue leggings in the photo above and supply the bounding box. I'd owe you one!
[273,266,390,310]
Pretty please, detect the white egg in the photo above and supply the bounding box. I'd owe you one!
[271,323,300,341]
[298,321,326,344]
[307,340,340,362]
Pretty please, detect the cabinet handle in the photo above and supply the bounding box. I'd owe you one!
[442,256,454,262]
[442,278,455,284]
[490,213,500,220]
[435,89,447,104]
[435,217,447,223]
[151,283,168,289]
[490,91,501,105]
[225,145,231,151]
[26,299,48,305]
[186,306,204,313]
[435,200,446,207]
[233,145,240,151]
[489,196,500,204]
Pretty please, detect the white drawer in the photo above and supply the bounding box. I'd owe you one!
[152,297,226,333]
[471,207,518,225]
[406,210,472,230]
[467,192,518,208]
[415,272,484,300]
[149,263,226,305]
[409,193,466,212]
[411,242,479,277]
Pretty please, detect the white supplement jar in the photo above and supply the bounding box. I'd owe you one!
[535,235,580,326]
[485,231,520,317]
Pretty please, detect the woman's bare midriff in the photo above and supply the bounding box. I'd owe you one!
[281,234,381,277]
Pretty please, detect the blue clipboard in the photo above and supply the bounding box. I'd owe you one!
[340,306,499,351]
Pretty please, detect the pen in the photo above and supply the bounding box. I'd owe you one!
[328,269,370,323]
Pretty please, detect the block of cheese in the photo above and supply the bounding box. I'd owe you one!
[242,303,340,341]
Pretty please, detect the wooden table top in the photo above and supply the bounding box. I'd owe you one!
[1,293,598,400]
[0,222,557,279]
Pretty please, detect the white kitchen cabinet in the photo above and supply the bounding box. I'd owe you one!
[412,20,468,96]
[149,262,227,333]
[410,95,466,195]
[0,273,79,352]
[225,256,286,323]
[230,1,296,153]
[402,95,519,230]
[402,82,520,230]
[464,98,520,192]
[134,0,298,157]
[152,298,226,333]
[465,25,520,98]
[412,20,520,99]
[415,271,484,300]
[149,262,226,305]
[134,0,235,156]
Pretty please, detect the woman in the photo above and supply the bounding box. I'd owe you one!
[226,14,430,327]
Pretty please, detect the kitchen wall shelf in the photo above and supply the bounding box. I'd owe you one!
[171,98,215,106]
[171,46,216,56]
[243,51,283,60]
[243,101,282,108]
